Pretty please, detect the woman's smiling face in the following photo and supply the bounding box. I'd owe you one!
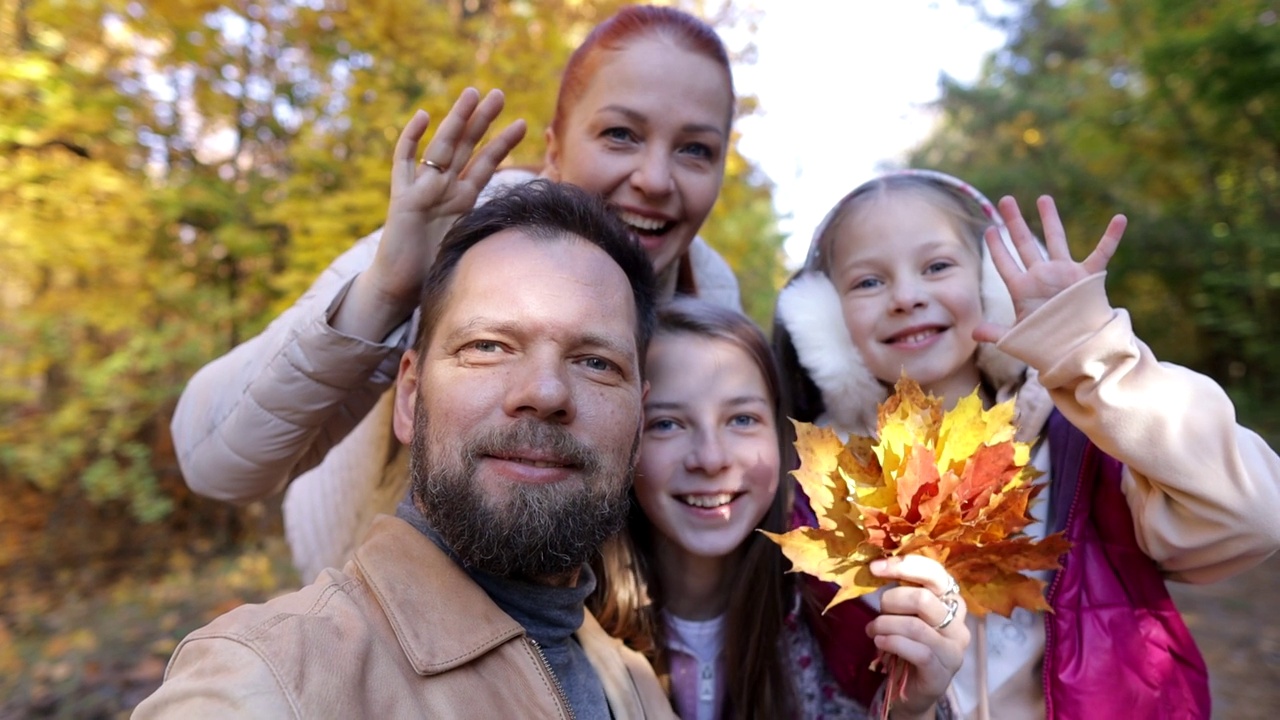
[543,36,732,277]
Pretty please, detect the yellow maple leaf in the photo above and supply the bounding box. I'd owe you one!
[767,377,1068,616]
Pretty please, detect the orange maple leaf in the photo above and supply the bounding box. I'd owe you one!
[765,377,1069,618]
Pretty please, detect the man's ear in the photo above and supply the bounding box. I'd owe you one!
[641,379,650,403]
[542,126,561,181]
[392,349,421,445]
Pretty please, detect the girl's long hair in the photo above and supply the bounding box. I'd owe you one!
[589,298,795,719]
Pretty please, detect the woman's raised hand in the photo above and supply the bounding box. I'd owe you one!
[335,88,527,340]
[973,195,1127,344]
[867,555,969,719]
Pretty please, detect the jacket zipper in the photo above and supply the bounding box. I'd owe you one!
[528,637,576,720]
[1040,442,1091,720]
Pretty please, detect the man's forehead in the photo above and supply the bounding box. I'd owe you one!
[443,228,637,335]
[455,228,579,274]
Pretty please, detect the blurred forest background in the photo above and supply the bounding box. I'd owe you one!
[1,0,1276,717]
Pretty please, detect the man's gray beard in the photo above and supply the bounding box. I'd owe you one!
[409,403,635,580]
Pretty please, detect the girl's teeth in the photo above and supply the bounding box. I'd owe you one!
[616,210,668,232]
[679,493,735,509]
[896,330,939,344]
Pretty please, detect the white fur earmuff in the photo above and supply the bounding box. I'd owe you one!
[777,169,1031,434]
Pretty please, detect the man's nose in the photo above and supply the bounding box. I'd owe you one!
[504,354,576,423]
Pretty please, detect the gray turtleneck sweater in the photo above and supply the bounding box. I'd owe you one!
[396,497,610,719]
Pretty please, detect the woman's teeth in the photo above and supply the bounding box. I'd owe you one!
[678,493,736,509]
[616,210,672,235]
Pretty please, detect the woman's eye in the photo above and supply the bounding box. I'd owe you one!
[679,142,714,160]
[647,418,679,432]
[602,127,636,143]
[729,414,758,428]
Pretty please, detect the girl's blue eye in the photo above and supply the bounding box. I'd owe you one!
[729,414,758,427]
[648,418,679,432]
[853,277,881,290]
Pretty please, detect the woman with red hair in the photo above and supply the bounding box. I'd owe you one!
[172,5,743,581]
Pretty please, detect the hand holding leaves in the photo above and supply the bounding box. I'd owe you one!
[867,556,970,719]
[766,378,1069,617]
[974,195,1127,344]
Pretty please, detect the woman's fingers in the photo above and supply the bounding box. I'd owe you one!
[448,89,508,172]
[458,119,527,187]
[392,109,432,191]
[419,87,482,170]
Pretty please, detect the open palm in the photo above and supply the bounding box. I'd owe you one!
[974,195,1127,344]
[374,88,528,311]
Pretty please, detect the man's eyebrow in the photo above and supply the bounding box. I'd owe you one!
[442,319,635,361]
[439,318,518,346]
[598,104,725,138]
[577,331,636,363]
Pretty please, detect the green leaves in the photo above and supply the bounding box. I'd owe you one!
[913,0,1280,440]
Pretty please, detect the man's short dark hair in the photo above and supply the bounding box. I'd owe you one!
[414,179,658,361]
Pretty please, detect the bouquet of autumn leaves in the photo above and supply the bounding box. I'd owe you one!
[765,378,1070,713]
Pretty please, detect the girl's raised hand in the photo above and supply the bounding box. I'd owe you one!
[867,555,969,719]
[973,195,1126,344]
[336,88,527,340]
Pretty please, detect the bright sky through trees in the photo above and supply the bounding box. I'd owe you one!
[728,1,1007,266]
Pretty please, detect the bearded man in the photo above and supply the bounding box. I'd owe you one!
[134,180,672,719]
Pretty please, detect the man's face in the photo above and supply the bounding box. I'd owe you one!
[393,228,645,580]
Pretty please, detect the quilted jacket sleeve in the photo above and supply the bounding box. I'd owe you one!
[998,273,1280,583]
[170,229,414,504]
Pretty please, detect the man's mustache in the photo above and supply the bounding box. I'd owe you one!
[462,418,602,475]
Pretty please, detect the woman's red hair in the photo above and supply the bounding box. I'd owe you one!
[551,5,735,136]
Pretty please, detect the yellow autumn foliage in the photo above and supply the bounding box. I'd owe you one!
[766,378,1070,617]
